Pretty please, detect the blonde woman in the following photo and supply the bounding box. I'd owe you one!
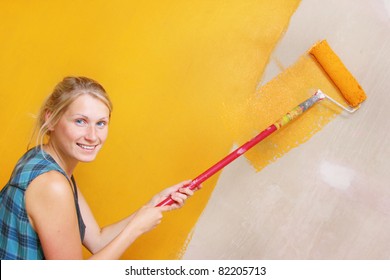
[0,76,199,259]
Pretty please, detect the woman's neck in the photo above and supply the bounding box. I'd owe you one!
[43,142,77,178]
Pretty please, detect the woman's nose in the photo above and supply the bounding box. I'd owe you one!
[85,125,98,142]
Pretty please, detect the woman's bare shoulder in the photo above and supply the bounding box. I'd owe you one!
[26,170,74,207]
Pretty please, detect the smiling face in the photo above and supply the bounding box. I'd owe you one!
[47,94,110,171]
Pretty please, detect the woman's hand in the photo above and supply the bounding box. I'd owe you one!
[128,206,165,235]
[129,180,201,235]
[147,180,201,210]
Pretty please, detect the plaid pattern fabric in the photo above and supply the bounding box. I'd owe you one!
[0,147,85,260]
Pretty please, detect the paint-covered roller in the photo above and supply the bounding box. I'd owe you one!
[156,39,367,207]
[309,40,366,108]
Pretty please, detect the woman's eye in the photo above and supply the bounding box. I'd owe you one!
[96,121,107,128]
[75,119,87,126]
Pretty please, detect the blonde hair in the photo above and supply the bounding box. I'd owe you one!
[29,76,113,149]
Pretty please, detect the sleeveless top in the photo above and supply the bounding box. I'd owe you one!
[0,147,86,259]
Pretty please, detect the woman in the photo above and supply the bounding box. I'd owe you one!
[0,76,199,259]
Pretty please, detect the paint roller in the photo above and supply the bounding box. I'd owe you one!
[156,39,367,207]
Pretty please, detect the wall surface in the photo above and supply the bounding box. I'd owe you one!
[2,0,389,260]
[183,0,390,259]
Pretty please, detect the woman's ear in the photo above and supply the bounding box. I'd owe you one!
[45,110,54,131]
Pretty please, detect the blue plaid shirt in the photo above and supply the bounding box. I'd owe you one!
[0,147,85,259]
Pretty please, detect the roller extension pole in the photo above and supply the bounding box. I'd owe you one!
[156,91,325,207]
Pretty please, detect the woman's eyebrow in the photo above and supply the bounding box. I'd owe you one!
[71,114,88,118]
[70,114,109,120]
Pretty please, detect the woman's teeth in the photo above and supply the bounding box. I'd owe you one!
[78,144,96,150]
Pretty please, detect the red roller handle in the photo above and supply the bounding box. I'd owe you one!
[155,91,324,207]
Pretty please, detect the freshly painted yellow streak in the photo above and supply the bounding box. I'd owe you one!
[230,54,344,172]
[0,0,300,259]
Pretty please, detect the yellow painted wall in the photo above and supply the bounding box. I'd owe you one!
[0,0,301,259]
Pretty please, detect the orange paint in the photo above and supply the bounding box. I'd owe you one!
[0,0,301,259]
